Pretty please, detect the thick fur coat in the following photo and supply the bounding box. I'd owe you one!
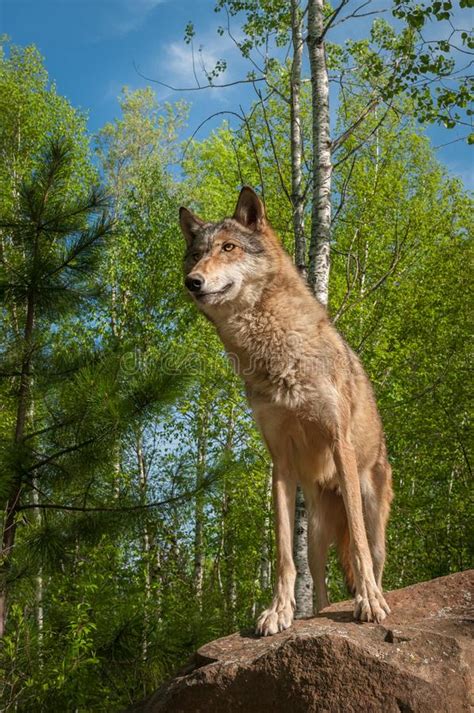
[180,187,393,635]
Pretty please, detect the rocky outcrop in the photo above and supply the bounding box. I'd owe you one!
[134,571,473,712]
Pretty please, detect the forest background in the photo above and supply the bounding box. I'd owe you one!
[0,0,472,709]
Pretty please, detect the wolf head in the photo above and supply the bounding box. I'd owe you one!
[179,187,279,312]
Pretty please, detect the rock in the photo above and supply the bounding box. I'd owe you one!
[133,571,473,713]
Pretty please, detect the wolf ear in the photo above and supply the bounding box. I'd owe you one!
[233,186,265,231]
[179,207,205,246]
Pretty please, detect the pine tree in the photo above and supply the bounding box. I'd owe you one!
[0,138,113,635]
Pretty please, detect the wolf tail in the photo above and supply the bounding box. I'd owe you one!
[337,523,356,596]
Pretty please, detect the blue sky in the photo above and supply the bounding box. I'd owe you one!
[2,0,473,188]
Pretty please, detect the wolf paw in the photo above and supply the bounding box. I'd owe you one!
[354,584,391,624]
[255,601,294,636]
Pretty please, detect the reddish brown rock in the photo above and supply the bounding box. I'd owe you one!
[134,571,473,713]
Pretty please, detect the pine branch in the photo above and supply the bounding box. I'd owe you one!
[18,474,223,514]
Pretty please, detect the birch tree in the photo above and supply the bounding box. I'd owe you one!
[291,0,307,277]
[307,0,332,305]
[290,0,314,619]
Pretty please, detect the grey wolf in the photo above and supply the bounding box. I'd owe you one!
[179,187,393,635]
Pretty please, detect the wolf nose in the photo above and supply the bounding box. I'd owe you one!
[185,274,204,292]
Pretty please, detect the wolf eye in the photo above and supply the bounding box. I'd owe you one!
[222,243,236,252]
[192,253,200,262]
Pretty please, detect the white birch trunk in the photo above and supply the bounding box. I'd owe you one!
[137,431,151,667]
[222,410,236,627]
[32,481,44,656]
[28,394,44,657]
[307,0,332,307]
[193,413,207,603]
[291,0,314,618]
[293,486,313,618]
[259,468,272,595]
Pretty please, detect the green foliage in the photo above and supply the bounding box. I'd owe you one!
[215,0,291,55]
[215,0,473,134]
[0,40,95,214]
[389,1,474,128]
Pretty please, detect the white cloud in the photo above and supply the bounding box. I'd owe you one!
[146,24,251,104]
[98,0,169,40]
[163,41,230,88]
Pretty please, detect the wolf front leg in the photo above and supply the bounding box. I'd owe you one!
[333,438,391,624]
[255,465,297,636]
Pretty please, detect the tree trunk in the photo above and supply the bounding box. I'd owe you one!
[222,410,236,628]
[307,0,332,307]
[222,488,236,628]
[193,410,207,604]
[291,0,314,617]
[0,290,35,637]
[293,486,313,617]
[33,478,44,657]
[30,398,44,657]
[259,467,272,595]
[137,430,151,669]
[291,0,307,278]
